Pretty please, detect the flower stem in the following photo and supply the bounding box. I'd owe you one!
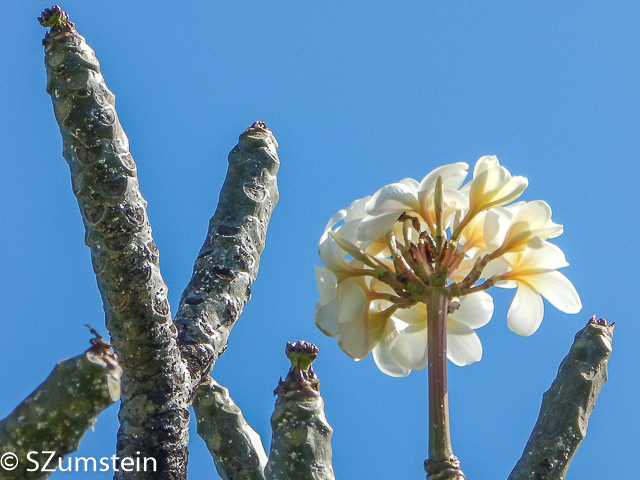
[424,286,466,479]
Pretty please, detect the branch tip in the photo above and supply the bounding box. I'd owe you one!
[38,5,71,28]
[588,314,613,328]
[275,340,320,397]
[248,120,270,132]
[285,340,318,371]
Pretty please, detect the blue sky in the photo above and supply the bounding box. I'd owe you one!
[1,2,639,478]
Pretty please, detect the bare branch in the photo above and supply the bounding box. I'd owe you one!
[39,7,189,477]
[508,316,614,480]
[193,377,267,480]
[174,121,280,384]
[0,333,120,480]
[265,341,335,480]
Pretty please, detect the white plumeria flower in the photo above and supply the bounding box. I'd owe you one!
[484,200,564,254]
[371,292,494,376]
[357,162,470,241]
[314,267,398,360]
[483,237,582,336]
[314,155,581,378]
[462,155,528,218]
[318,197,370,274]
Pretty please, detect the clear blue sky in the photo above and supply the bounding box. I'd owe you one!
[1,2,639,478]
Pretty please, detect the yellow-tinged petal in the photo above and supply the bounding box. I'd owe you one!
[465,155,528,214]
[498,200,563,254]
[520,270,582,314]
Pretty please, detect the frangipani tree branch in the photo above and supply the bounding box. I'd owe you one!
[39,6,279,478]
[174,121,280,387]
[39,8,189,477]
[508,316,614,480]
[265,341,335,480]
[0,331,121,480]
[194,377,268,480]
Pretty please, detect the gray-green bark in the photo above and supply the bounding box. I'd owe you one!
[194,377,267,480]
[264,341,335,480]
[39,9,189,477]
[174,122,279,381]
[0,332,121,480]
[508,316,614,480]
[39,6,279,479]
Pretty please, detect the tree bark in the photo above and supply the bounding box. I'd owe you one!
[0,333,120,480]
[508,316,614,480]
[39,7,279,478]
[174,121,280,388]
[264,341,335,480]
[194,377,267,480]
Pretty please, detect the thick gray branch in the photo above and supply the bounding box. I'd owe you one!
[265,342,335,480]
[40,7,280,478]
[193,377,267,480]
[39,9,188,477]
[174,121,279,384]
[0,336,120,480]
[508,316,614,480]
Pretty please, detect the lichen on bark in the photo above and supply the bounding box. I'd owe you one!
[0,332,120,480]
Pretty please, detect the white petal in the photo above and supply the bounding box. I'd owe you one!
[389,324,429,371]
[365,182,419,215]
[418,162,469,198]
[334,280,386,360]
[448,256,476,283]
[314,266,337,305]
[500,200,563,251]
[334,218,362,243]
[518,238,570,271]
[482,255,513,280]
[342,196,371,222]
[451,291,494,329]
[313,267,339,336]
[512,200,552,229]
[507,284,544,336]
[473,155,500,177]
[446,320,483,366]
[442,188,469,211]
[483,208,510,251]
[318,234,349,272]
[314,302,339,337]
[336,279,368,325]
[356,211,401,241]
[525,270,582,314]
[322,209,347,237]
[372,323,411,377]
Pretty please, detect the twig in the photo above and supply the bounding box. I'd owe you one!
[508,316,614,480]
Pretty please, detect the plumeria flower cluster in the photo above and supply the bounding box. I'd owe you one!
[314,155,582,377]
